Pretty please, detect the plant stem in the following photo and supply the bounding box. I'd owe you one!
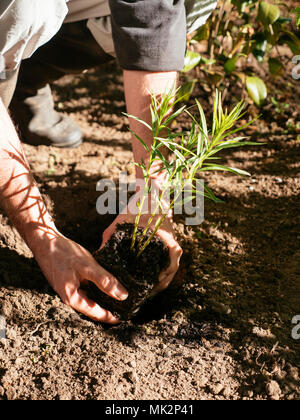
[136,194,179,258]
[135,184,169,250]
[130,172,151,250]
[136,213,167,257]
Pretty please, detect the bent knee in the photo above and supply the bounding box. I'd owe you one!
[0,0,68,71]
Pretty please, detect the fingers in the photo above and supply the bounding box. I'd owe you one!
[100,213,134,249]
[82,263,128,302]
[156,231,183,293]
[67,289,120,324]
[157,246,182,292]
[100,226,114,249]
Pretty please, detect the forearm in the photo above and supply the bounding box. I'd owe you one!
[0,98,57,250]
[123,70,177,182]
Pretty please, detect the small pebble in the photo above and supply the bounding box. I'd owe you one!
[197,377,209,388]
[222,387,232,398]
[6,329,17,341]
[123,371,138,384]
[159,343,167,350]
[171,325,179,335]
[266,380,281,400]
[156,362,164,372]
[129,360,137,368]
[209,383,224,395]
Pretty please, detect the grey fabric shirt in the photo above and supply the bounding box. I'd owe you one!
[67,0,217,71]
[108,0,217,71]
[0,0,217,72]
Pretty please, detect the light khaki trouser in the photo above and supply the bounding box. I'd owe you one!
[0,0,68,106]
[0,0,114,107]
[0,0,69,73]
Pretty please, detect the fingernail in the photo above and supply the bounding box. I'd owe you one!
[110,316,122,325]
[116,289,128,301]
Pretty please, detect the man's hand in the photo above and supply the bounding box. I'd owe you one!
[29,230,128,324]
[0,98,128,324]
[101,192,182,294]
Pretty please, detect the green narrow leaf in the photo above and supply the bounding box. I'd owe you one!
[206,140,263,158]
[123,113,152,131]
[204,184,224,203]
[128,129,149,152]
[164,105,186,126]
[195,99,208,139]
[293,7,300,28]
[156,137,197,157]
[201,163,251,177]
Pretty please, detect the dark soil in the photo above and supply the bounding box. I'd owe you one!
[89,223,170,320]
[0,48,299,400]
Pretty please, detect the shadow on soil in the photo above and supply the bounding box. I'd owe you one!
[2,140,298,397]
[1,62,299,397]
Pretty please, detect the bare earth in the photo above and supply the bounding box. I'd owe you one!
[0,61,299,400]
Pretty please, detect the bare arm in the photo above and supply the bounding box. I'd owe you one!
[0,98,127,323]
[123,70,177,180]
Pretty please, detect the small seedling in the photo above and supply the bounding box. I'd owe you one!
[271,97,290,114]
[46,152,59,176]
[126,89,260,256]
[90,89,261,320]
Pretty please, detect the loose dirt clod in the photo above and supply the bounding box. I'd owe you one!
[266,380,282,400]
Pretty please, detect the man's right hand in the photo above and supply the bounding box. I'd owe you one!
[29,230,128,324]
[1,97,127,325]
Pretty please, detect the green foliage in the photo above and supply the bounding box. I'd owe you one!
[246,76,267,105]
[271,96,289,113]
[183,51,202,72]
[293,7,300,28]
[258,1,280,27]
[183,0,300,106]
[126,90,261,256]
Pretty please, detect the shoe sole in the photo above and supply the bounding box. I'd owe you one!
[50,138,83,149]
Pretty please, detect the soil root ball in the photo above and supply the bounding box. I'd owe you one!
[88,223,170,320]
